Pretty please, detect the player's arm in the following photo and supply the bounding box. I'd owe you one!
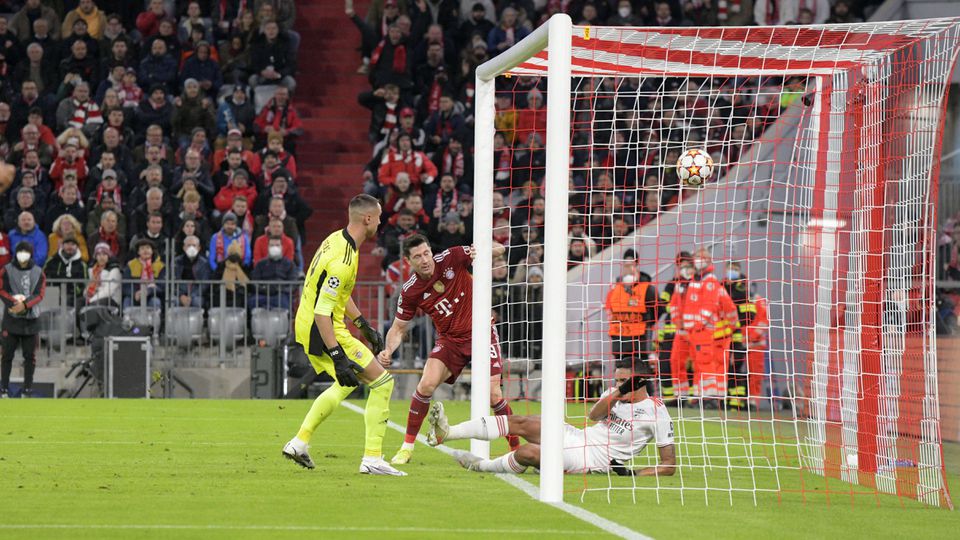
[345,296,384,354]
[587,388,620,421]
[314,263,361,386]
[633,444,677,477]
[377,317,412,366]
[466,242,505,261]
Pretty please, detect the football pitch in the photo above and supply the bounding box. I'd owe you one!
[1,399,958,539]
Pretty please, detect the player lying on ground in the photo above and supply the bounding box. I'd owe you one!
[427,365,677,476]
[377,234,521,465]
[282,194,405,476]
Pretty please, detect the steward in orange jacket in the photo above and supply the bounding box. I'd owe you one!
[605,273,657,367]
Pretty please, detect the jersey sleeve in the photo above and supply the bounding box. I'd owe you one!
[653,404,675,448]
[395,285,418,322]
[448,245,473,268]
[314,260,351,317]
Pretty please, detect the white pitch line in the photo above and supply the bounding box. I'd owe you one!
[0,524,590,535]
[339,401,651,540]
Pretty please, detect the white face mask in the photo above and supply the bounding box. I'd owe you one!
[185,246,199,259]
[16,251,31,264]
[618,6,631,18]
[268,245,283,259]
[693,257,707,271]
[680,267,694,279]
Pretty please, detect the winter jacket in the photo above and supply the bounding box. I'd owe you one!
[180,55,223,94]
[250,255,298,293]
[8,226,49,266]
[249,32,297,78]
[377,147,437,187]
[43,250,87,301]
[213,182,258,213]
[139,53,179,93]
[172,96,216,139]
[0,260,46,335]
[170,253,211,306]
[86,262,122,306]
[215,96,256,137]
[254,98,303,138]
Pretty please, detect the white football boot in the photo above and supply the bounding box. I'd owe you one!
[359,456,408,476]
[426,401,449,446]
[281,437,315,469]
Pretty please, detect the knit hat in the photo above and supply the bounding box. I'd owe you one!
[94,242,111,256]
[222,211,238,223]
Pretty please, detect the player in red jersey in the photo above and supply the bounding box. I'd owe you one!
[379,233,520,465]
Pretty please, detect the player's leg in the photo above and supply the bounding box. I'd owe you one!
[391,356,451,464]
[347,338,405,476]
[489,334,521,450]
[20,334,37,397]
[284,352,354,469]
[427,401,542,444]
[454,443,535,473]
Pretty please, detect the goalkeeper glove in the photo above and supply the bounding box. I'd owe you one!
[618,375,648,396]
[328,345,361,387]
[354,316,385,355]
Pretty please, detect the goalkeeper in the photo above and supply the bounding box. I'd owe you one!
[428,364,676,477]
[281,194,405,476]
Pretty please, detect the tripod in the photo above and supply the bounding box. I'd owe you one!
[60,357,102,398]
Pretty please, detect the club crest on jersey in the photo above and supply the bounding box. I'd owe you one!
[444,268,455,280]
[433,281,445,293]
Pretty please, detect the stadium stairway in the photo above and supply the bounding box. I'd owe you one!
[294,1,381,284]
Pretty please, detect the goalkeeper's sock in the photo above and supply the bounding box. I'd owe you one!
[492,399,521,450]
[296,381,354,443]
[447,415,509,441]
[474,451,527,474]
[362,371,395,458]
[403,390,432,445]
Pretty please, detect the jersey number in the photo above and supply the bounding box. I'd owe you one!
[435,298,454,317]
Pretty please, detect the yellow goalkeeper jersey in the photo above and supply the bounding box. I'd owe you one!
[295,229,359,356]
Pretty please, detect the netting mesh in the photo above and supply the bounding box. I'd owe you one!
[481,19,960,508]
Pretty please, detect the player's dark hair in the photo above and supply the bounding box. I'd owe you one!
[349,194,380,215]
[402,233,430,257]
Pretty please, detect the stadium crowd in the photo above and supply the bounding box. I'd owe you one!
[0,0,311,314]
[351,0,878,359]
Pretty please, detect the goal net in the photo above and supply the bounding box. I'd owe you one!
[471,15,960,508]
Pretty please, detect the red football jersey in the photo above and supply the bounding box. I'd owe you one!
[396,246,473,343]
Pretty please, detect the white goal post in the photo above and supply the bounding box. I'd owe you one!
[472,14,960,506]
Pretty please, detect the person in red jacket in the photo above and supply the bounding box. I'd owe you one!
[252,218,295,265]
[212,129,261,175]
[0,230,10,268]
[667,248,740,405]
[136,0,168,41]
[49,141,89,192]
[213,168,257,213]
[378,132,437,189]
[514,88,547,148]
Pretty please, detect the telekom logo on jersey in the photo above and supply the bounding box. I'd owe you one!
[434,298,454,317]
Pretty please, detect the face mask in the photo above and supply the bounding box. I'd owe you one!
[726,271,740,280]
[618,6,631,18]
[16,251,31,264]
[680,267,694,279]
[693,257,707,271]
[268,246,283,259]
[185,246,199,259]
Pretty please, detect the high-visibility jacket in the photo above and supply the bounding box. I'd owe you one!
[740,295,769,348]
[657,279,681,341]
[605,281,652,337]
[667,272,739,340]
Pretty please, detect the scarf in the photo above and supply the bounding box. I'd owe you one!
[435,189,458,216]
[495,147,512,181]
[59,250,82,277]
[69,99,103,129]
[95,185,122,211]
[139,257,155,282]
[715,0,742,21]
[119,83,143,107]
[98,226,120,256]
[263,100,291,130]
[382,101,398,135]
[371,39,407,74]
[427,79,443,115]
[86,263,104,299]
[215,231,245,263]
[442,149,464,179]
[238,211,254,237]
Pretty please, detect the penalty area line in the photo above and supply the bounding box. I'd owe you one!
[0,524,590,535]
[340,401,651,540]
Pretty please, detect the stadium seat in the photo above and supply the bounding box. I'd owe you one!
[124,307,162,338]
[165,307,205,348]
[251,308,290,347]
[254,84,278,113]
[209,307,247,349]
[38,307,76,351]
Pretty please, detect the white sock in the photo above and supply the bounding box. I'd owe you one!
[447,415,509,441]
[475,451,527,474]
[401,441,415,451]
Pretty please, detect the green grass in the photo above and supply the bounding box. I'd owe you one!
[0,399,958,539]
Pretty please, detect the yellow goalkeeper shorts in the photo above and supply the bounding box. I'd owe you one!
[306,333,375,377]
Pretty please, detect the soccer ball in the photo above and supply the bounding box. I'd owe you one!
[676,148,714,187]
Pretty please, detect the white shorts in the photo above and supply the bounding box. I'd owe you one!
[561,424,611,474]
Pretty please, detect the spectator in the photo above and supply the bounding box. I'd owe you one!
[435,136,472,192]
[12,50,57,103]
[607,0,644,25]
[755,0,830,25]
[212,146,254,193]
[56,82,103,136]
[486,7,529,56]
[0,241,46,398]
[248,20,297,92]
[122,239,165,308]
[263,132,296,177]
[514,88,546,151]
[128,211,170,263]
[253,217,295,264]
[378,132,437,189]
[11,125,54,167]
[253,85,303,150]
[128,185,171,238]
[86,208,124,260]
[382,171,417,218]
[423,93,463,154]
[84,167,121,213]
[219,34,251,85]
[375,208,421,270]
[136,0,169,41]
[181,41,223,97]
[135,85,174,139]
[359,83,404,144]
[10,0,61,44]
[215,86,256,141]
[369,23,411,90]
[179,2,210,42]
[50,139,90,191]
[174,126,212,165]
[63,0,108,40]
[172,80,215,148]
[116,68,143,109]
[211,239,249,308]
[43,235,87,307]
[170,234,209,308]
[59,38,100,89]
[375,106,425,157]
[84,242,122,308]
[249,235,298,309]
[213,169,257,214]
[430,173,461,221]
[208,211,250,270]
[434,210,467,251]
[254,197,299,244]
[138,39,178,94]
[718,0,757,25]
[173,148,215,201]
[253,173,310,231]
[9,211,48,267]
[229,194,255,239]
[825,0,862,24]
[458,3,495,49]
[47,214,89,262]
[173,191,212,245]
[4,187,40,231]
